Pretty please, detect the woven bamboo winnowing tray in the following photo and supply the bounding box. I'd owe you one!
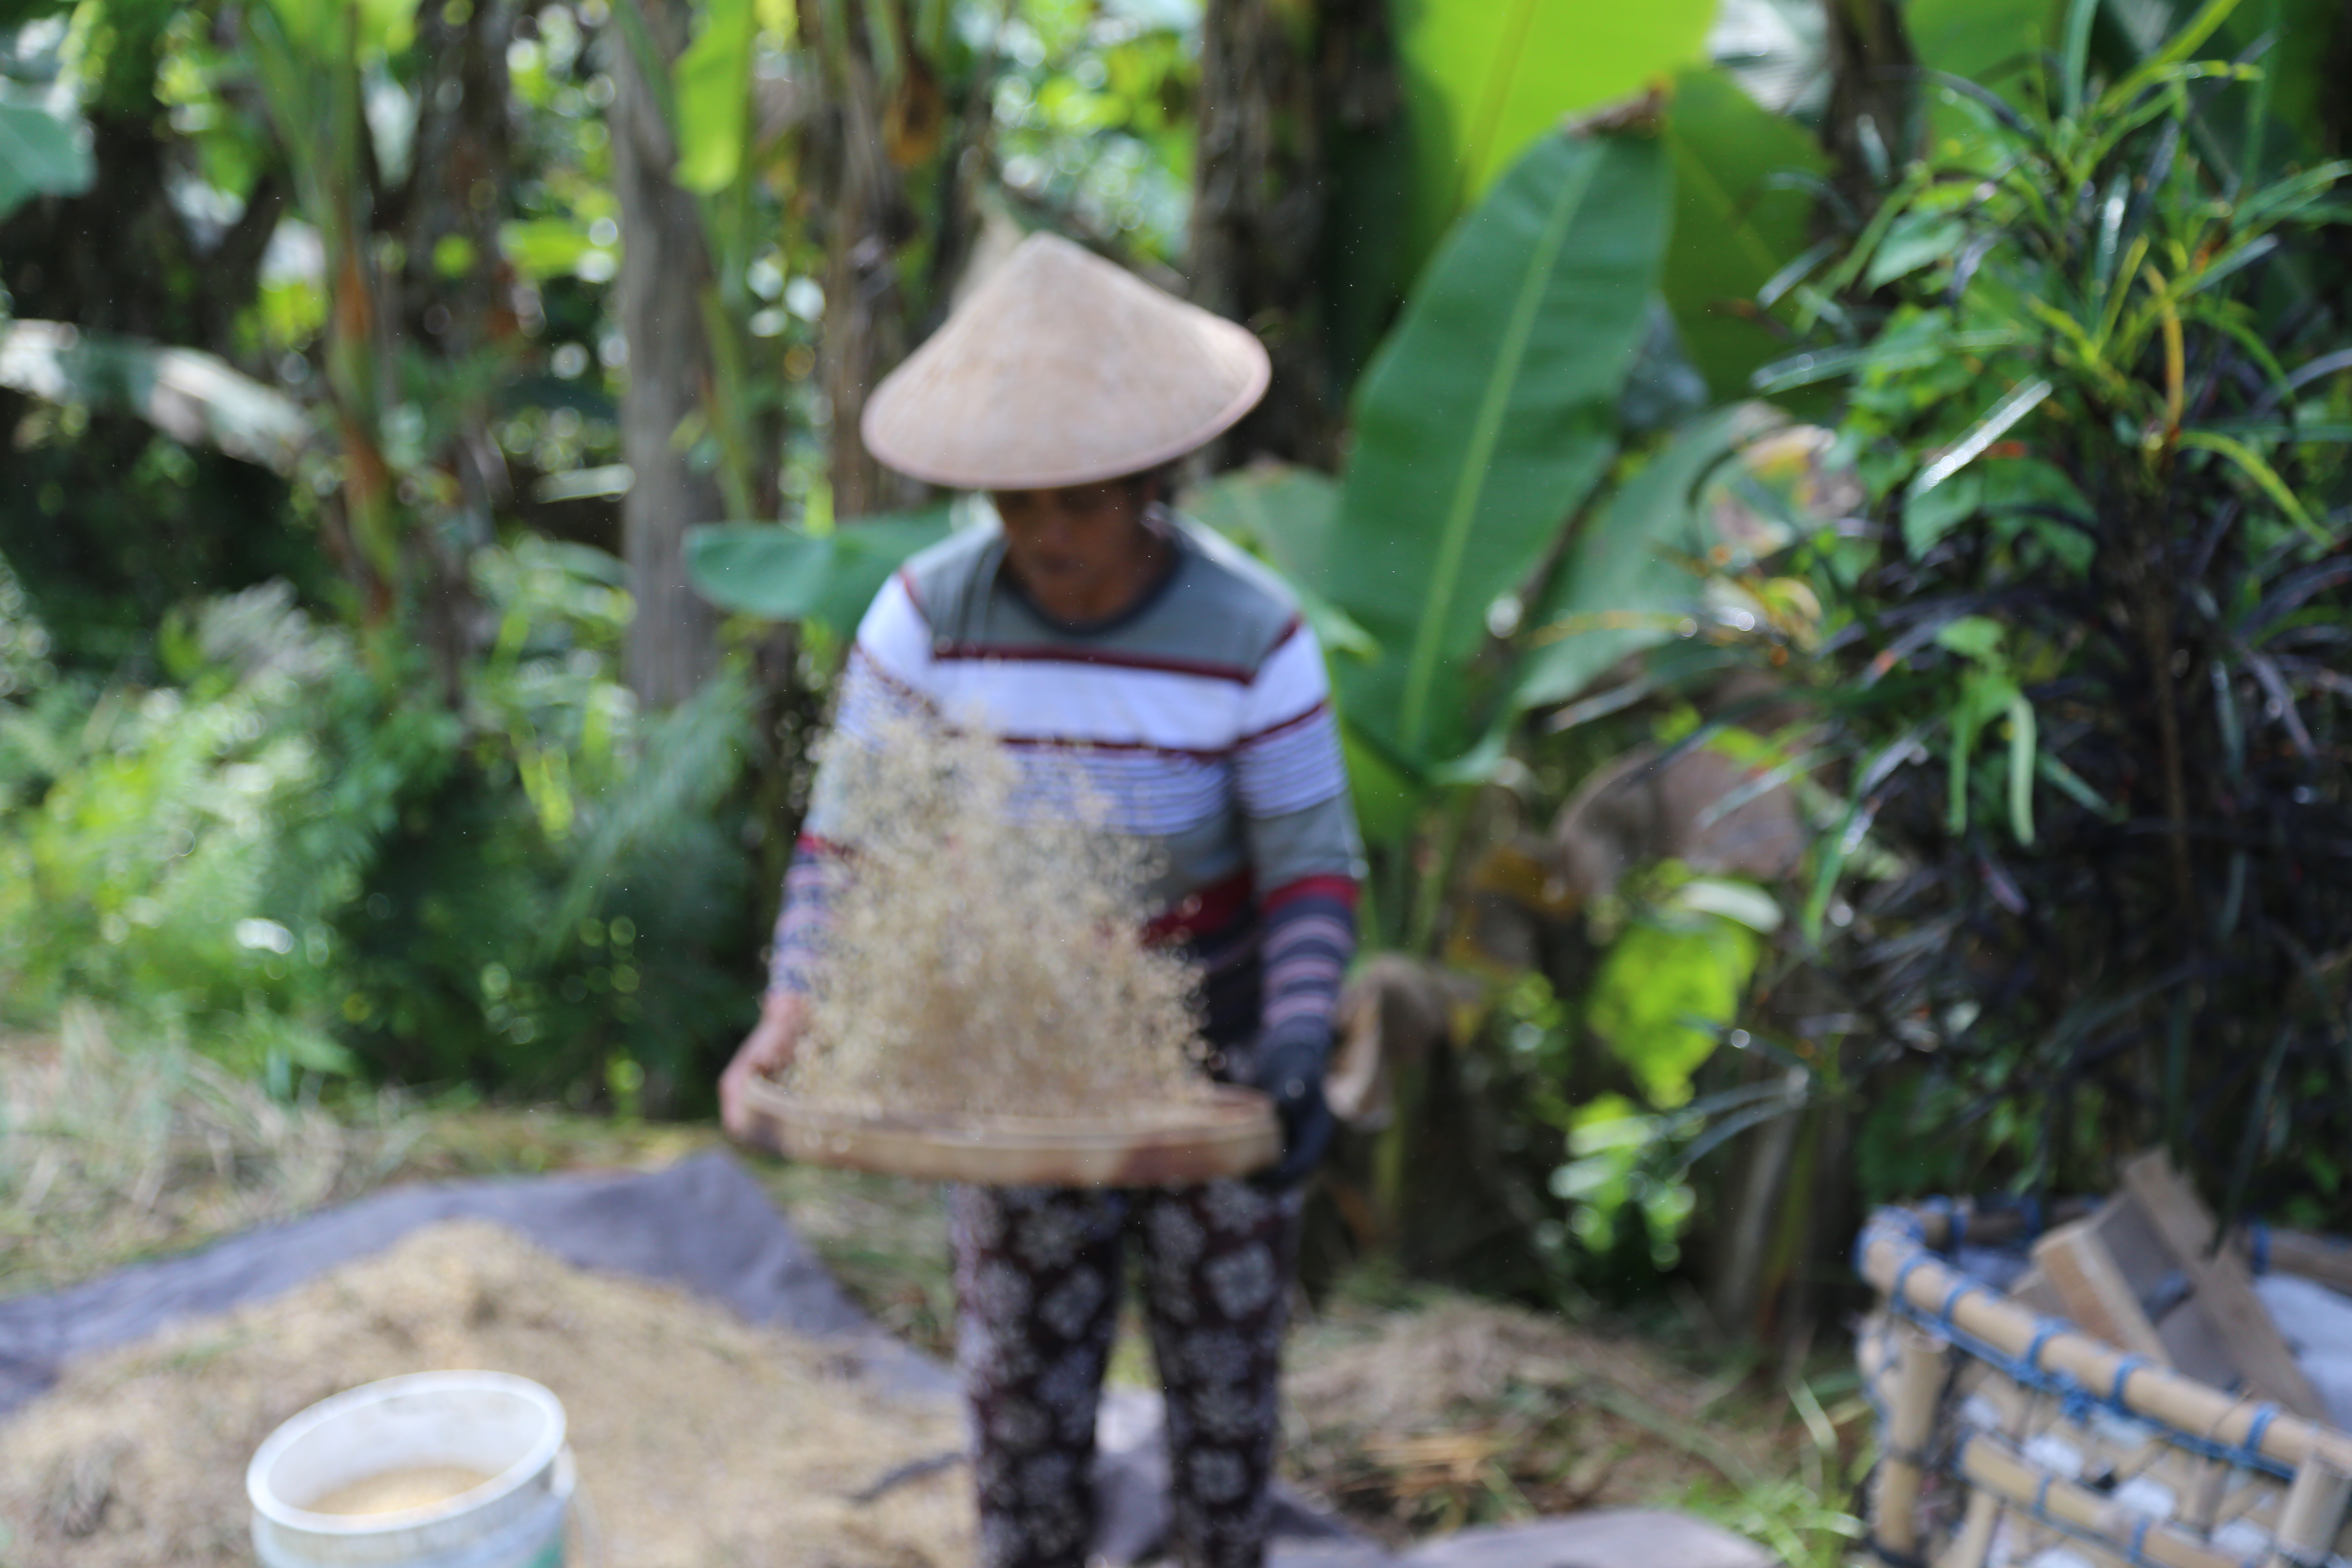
[1855,1198,2352,1568]
[733,1077,1280,1187]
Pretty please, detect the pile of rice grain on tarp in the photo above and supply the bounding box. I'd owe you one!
[0,1220,973,1568]
[786,711,1211,1121]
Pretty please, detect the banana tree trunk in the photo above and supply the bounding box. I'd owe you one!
[613,0,720,707]
[1188,0,1401,471]
[397,0,524,697]
[798,0,926,520]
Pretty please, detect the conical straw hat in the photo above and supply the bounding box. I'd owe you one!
[861,233,1271,490]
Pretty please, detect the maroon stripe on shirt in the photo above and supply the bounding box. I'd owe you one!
[1235,697,1332,748]
[1262,873,1361,913]
[999,733,1234,763]
[1142,867,1256,945]
[931,641,1258,683]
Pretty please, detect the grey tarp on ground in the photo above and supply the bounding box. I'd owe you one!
[0,1152,1770,1568]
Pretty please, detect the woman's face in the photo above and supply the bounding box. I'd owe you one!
[992,480,1158,620]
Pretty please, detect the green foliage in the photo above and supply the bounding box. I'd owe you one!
[0,583,432,1057]
[985,0,1201,260]
[1329,129,1673,778]
[0,552,52,702]
[1906,0,2059,136]
[1754,3,2352,1215]
[0,542,756,1108]
[1548,1093,1698,1268]
[1583,872,1770,1110]
[1512,404,1760,716]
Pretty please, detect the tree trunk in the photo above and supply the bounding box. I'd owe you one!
[797,0,929,518]
[398,0,526,698]
[612,0,721,707]
[1188,0,1402,472]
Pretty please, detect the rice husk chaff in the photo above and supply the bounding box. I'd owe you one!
[784,710,1212,1124]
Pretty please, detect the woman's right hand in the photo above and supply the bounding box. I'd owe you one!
[720,992,809,1142]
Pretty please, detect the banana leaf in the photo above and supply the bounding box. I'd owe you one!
[1390,0,1711,273]
[1327,129,1674,774]
[1661,66,1828,401]
[685,510,956,635]
[0,98,92,220]
[1180,462,1339,585]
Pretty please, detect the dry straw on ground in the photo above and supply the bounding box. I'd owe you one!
[786,711,1210,1121]
[0,1220,974,1568]
[1282,1293,1792,1542]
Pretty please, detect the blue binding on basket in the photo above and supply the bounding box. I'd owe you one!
[1859,1207,2300,1481]
[1967,1434,2270,1568]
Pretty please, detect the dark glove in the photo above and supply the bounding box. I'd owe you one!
[1249,1032,1335,1189]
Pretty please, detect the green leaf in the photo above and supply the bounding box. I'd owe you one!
[2180,429,2329,545]
[1660,66,1829,401]
[1669,876,1784,933]
[1948,665,2022,834]
[1340,719,1425,848]
[1865,212,1968,288]
[2060,0,2099,114]
[1180,463,1339,587]
[1933,615,2006,665]
[1512,404,1758,715]
[1906,0,2059,141]
[1980,456,2096,572]
[263,0,420,58]
[499,217,603,281]
[2006,691,2037,846]
[1904,470,1981,557]
[672,0,758,193]
[1586,913,1761,1108]
[1392,0,1711,272]
[0,98,93,220]
[2100,0,2248,114]
[1329,130,1674,769]
[0,321,313,470]
[684,510,954,633]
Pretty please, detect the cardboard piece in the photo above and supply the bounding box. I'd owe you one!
[2028,1153,2324,1419]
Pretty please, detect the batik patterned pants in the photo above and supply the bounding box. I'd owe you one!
[949,1179,1302,1568]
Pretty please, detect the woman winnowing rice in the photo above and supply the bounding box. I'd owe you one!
[717,233,1362,1568]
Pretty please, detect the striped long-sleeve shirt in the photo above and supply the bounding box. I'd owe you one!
[769,514,1362,1070]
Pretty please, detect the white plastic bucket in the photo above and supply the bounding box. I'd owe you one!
[247,1371,573,1568]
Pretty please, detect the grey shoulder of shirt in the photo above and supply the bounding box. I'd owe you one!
[892,523,1003,628]
[1164,515,1307,670]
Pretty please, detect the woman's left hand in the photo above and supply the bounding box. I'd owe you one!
[1249,1034,1335,1188]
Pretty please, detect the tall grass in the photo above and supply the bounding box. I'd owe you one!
[0,1003,420,1297]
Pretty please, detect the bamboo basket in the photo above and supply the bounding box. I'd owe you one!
[1856,1200,2352,1568]
[732,1076,1280,1187]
